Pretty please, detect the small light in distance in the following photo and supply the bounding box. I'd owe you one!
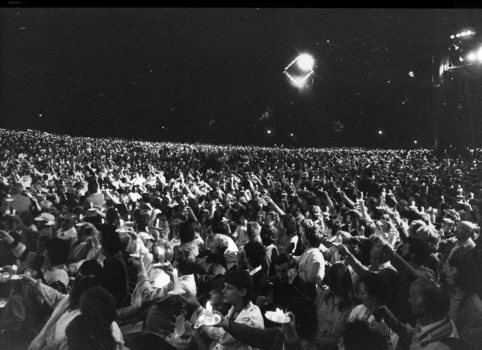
[378,130,383,135]
[296,54,315,72]
[408,71,414,78]
[38,113,43,117]
[289,133,294,137]
[414,140,418,145]
[450,35,455,39]
[266,129,272,135]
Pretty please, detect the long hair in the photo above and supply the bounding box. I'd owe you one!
[324,262,355,311]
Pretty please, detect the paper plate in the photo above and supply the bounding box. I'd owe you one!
[116,228,132,233]
[194,313,221,329]
[167,289,185,296]
[152,262,170,268]
[265,311,290,324]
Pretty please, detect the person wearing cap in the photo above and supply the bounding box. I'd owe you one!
[34,212,57,239]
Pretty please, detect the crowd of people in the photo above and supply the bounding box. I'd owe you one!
[0,128,481,350]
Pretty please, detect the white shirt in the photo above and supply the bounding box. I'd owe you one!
[297,247,325,287]
[204,301,264,350]
[57,226,77,241]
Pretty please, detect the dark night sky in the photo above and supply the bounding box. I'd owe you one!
[1,8,482,147]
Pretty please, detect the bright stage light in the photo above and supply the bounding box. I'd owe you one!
[297,54,315,71]
[456,33,461,38]
[450,35,455,39]
[378,130,383,135]
[461,32,467,37]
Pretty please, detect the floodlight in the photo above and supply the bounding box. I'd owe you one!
[456,33,461,37]
[297,54,315,71]
[450,35,455,39]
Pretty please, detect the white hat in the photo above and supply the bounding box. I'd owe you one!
[34,212,55,225]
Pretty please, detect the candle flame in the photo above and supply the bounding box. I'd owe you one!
[206,300,212,312]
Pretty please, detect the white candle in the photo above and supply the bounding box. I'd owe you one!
[156,218,159,227]
[90,202,93,208]
[128,214,131,221]
[79,214,83,221]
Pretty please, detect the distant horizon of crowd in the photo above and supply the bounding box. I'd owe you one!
[0,127,481,350]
